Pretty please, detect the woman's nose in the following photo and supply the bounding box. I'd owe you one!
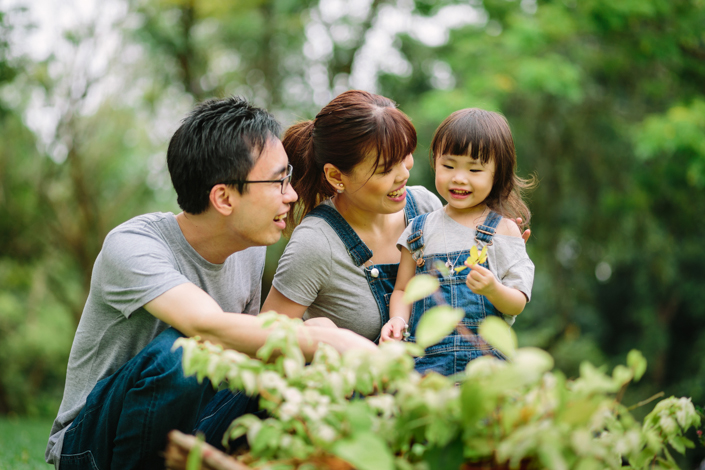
[397,154,413,181]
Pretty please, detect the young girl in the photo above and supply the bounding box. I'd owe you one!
[381,108,535,376]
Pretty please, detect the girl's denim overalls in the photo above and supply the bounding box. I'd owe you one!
[406,210,506,376]
[305,191,420,343]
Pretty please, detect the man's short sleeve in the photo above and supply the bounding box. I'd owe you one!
[95,225,190,318]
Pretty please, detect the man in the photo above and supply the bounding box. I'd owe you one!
[46,97,376,469]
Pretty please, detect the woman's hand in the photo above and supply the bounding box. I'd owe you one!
[465,264,499,297]
[515,218,531,244]
[380,317,407,342]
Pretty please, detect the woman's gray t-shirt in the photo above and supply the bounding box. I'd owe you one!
[397,207,534,325]
[271,186,442,340]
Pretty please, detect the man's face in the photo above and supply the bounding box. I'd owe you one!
[230,138,298,247]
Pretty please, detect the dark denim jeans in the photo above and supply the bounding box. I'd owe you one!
[59,327,260,470]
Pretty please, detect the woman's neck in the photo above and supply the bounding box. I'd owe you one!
[332,195,399,236]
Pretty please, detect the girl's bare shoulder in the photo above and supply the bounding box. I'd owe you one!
[496,217,522,238]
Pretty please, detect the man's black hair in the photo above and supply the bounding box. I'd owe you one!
[167,96,282,214]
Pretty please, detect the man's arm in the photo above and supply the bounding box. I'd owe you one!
[144,283,376,358]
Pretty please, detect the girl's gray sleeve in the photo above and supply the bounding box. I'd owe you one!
[496,239,534,302]
[271,224,332,307]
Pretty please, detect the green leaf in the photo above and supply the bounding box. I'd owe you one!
[186,433,204,470]
[433,260,451,278]
[424,436,465,470]
[403,275,440,304]
[461,381,493,424]
[478,316,517,358]
[331,432,395,470]
[627,350,647,381]
[415,306,465,349]
[345,401,374,433]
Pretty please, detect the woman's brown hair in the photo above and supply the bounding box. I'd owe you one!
[430,108,535,229]
[284,90,417,236]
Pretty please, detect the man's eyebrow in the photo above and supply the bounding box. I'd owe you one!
[268,165,288,179]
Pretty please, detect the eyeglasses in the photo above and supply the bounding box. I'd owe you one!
[216,164,293,195]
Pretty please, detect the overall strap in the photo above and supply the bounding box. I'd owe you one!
[475,210,502,245]
[406,212,429,267]
[305,205,371,267]
[403,189,419,223]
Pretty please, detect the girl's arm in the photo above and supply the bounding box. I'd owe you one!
[465,264,527,316]
[381,247,417,342]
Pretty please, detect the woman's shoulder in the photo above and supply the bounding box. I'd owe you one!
[407,185,443,213]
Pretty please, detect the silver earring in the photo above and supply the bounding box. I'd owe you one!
[336,184,344,193]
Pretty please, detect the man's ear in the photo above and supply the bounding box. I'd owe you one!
[323,164,344,191]
[209,184,237,216]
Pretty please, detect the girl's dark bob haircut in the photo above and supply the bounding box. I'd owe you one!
[430,108,535,228]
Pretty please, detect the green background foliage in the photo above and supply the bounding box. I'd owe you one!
[0,0,703,465]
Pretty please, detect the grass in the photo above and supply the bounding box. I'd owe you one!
[0,416,53,470]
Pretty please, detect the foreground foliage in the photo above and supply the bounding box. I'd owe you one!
[175,311,702,470]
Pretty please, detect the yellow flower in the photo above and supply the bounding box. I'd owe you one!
[454,245,488,273]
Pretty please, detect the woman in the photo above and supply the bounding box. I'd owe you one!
[262,90,528,342]
[262,90,442,342]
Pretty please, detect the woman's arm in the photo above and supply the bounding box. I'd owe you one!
[381,248,416,342]
[261,287,309,319]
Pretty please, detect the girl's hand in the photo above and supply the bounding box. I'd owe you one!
[466,264,499,296]
[380,317,406,342]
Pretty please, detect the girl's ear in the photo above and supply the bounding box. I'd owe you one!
[323,163,344,191]
[209,184,236,216]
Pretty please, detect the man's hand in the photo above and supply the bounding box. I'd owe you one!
[465,263,499,297]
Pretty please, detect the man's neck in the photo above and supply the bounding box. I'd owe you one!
[175,211,243,264]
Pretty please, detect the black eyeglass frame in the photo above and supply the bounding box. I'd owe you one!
[214,164,293,194]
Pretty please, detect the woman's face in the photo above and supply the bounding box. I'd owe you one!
[340,153,414,214]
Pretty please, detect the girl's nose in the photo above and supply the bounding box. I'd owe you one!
[451,171,467,184]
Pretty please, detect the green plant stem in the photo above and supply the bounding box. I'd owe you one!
[627,392,665,411]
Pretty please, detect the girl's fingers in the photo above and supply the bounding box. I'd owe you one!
[468,263,490,275]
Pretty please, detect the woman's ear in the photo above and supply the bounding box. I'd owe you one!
[323,163,344,191]
[209,184,236,216]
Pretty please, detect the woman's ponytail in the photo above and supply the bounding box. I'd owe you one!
[283,120,333,236]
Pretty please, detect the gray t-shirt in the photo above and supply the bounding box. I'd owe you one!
[271,186,442,340]
[46,212,265,466]
[397,207,534,325]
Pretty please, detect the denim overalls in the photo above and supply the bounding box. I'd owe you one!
[305,192,420,343]
[406,210,506,376]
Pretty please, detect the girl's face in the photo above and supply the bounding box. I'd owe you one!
[435,154,495,215]
[340,153,414,214]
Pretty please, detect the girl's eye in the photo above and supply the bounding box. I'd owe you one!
[470,169,482,173]
[442,165,454,169]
